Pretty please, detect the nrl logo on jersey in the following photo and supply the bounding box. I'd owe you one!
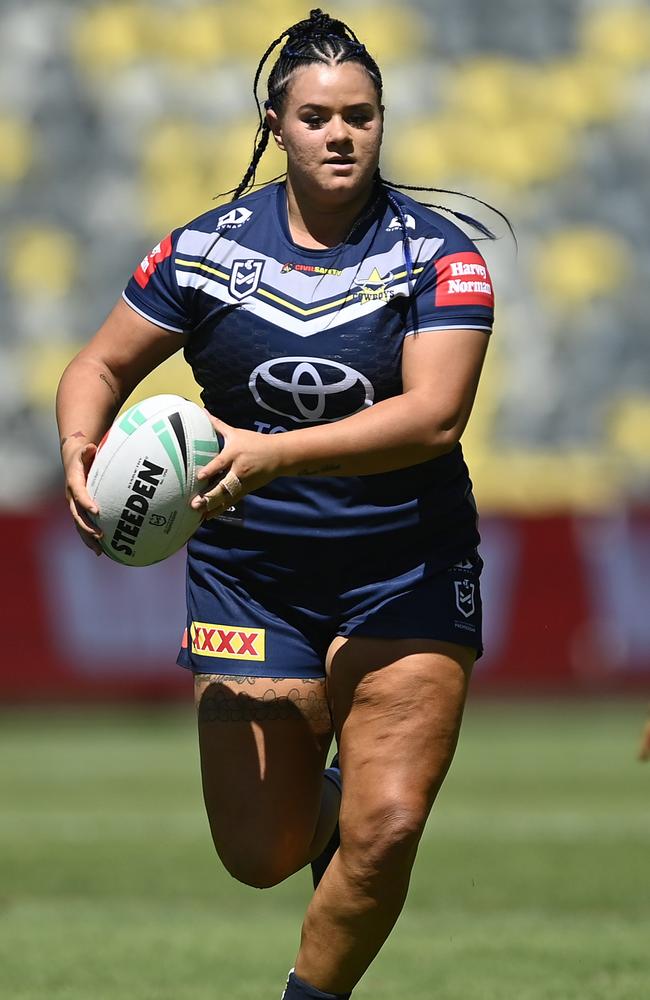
[229,259,265,300]
[387,213,415,232]
[216,207,253,230]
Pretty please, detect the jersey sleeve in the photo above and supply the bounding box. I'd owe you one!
[404,233,495,336]
[122,228,190,333]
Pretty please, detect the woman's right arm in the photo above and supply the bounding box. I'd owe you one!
[56,298,185,552]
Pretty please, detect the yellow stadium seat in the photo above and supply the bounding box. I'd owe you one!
[471,450,625,513]
[221,1,307,58]
[540,57,625,126]
[342,4,424,63]
[0,115,34,184]
[23,342,202,414]
[393,110,574,190]
[120,353,203,410]
[8,225,79,298]
[607,396,650,467]
[444,58,539,126]
[534,227,631,309]
[139,117,287,234]
[140,120,216,233]
[478,119,574,187]
[22,342,83,410]
[156,6,226,68]
[71,2,147,74]
[580,4,650,69]
[385,118,466,185]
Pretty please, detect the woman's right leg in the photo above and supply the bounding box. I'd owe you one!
[195,673,336,888]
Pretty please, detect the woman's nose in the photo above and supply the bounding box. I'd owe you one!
[326,115,352,145]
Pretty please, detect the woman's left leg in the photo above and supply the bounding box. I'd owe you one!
[293,636,475,995]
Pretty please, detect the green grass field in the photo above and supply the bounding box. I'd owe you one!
[1,700,648,999]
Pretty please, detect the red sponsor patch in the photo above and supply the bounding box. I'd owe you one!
[434,251,494,309]
[134,233,173,289]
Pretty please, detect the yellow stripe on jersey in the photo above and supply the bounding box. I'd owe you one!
[174,258,424,318]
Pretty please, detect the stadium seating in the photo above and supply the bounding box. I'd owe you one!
[0,0,647,510]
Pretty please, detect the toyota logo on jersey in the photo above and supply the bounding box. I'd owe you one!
[249,357,374,423]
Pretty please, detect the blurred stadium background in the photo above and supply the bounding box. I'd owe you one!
[0,3,648,997]
[0,0,648,697]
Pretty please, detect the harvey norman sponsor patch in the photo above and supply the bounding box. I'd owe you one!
[190,622,265,661]
[433,251,494,309]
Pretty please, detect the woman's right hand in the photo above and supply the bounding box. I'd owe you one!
[61,439,103,555]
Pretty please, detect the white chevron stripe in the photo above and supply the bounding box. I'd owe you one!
[176,229,444,307]
[175,270,417,337]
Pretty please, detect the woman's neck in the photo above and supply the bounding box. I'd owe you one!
[284,177,376,249]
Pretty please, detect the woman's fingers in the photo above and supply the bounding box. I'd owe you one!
[192,469,243,519]
[67,492,103,555]
[65,442,103,555]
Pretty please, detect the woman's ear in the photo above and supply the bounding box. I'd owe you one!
[267,108,285,151]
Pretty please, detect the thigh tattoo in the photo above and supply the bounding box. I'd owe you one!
[197,675,332,729]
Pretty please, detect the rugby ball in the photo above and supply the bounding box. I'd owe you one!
[87,395,222,566]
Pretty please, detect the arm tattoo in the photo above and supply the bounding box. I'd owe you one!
[296,463,342,476]
[60,430,86,451]
[197,675,332,727]
[99,372,120,403]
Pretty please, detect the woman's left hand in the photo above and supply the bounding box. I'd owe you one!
[190,414,285,519]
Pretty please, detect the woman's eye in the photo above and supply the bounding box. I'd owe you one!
[305,116,325,128]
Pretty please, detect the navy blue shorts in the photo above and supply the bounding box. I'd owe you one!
[177,524,483,679]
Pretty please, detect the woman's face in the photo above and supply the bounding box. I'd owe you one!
[269,61,384,205]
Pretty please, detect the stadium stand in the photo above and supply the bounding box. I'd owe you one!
[0,0,648,511]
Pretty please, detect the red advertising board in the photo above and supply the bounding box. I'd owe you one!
[1,506,649,701]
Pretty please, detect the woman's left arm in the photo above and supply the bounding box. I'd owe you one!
[193,327,488,513]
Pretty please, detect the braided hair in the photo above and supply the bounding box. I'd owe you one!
[229,8,382,202]
[228,8,514,260]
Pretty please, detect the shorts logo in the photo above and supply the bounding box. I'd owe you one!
[454,580,476,618]
[134,234,172,289]
[216,207,253,230]
[190,622,265,661]
[229,259,265,300]
[249,357,374,423]
[434,252,494,309]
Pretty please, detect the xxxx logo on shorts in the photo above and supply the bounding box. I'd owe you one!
[190,622,265,661]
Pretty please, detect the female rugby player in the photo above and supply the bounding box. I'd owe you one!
[57,10,501,999]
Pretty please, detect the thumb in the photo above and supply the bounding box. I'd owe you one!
[203,411,232,448]
[80,442,98,475]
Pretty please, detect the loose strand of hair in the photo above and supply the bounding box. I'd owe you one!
[382,178,516,248]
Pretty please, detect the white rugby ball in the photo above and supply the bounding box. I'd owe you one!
[87,394,222,566]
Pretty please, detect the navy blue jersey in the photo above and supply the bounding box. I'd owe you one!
[123,183,494,565]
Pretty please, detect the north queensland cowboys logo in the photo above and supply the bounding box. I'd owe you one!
[229,259,265,300]
[249,357,374,423]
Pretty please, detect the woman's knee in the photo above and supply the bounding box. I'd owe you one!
[214,837,307,889]
[339,796,427,887]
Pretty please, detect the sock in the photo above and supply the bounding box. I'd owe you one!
[323,753,342,795]
[281,968,352,1000]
